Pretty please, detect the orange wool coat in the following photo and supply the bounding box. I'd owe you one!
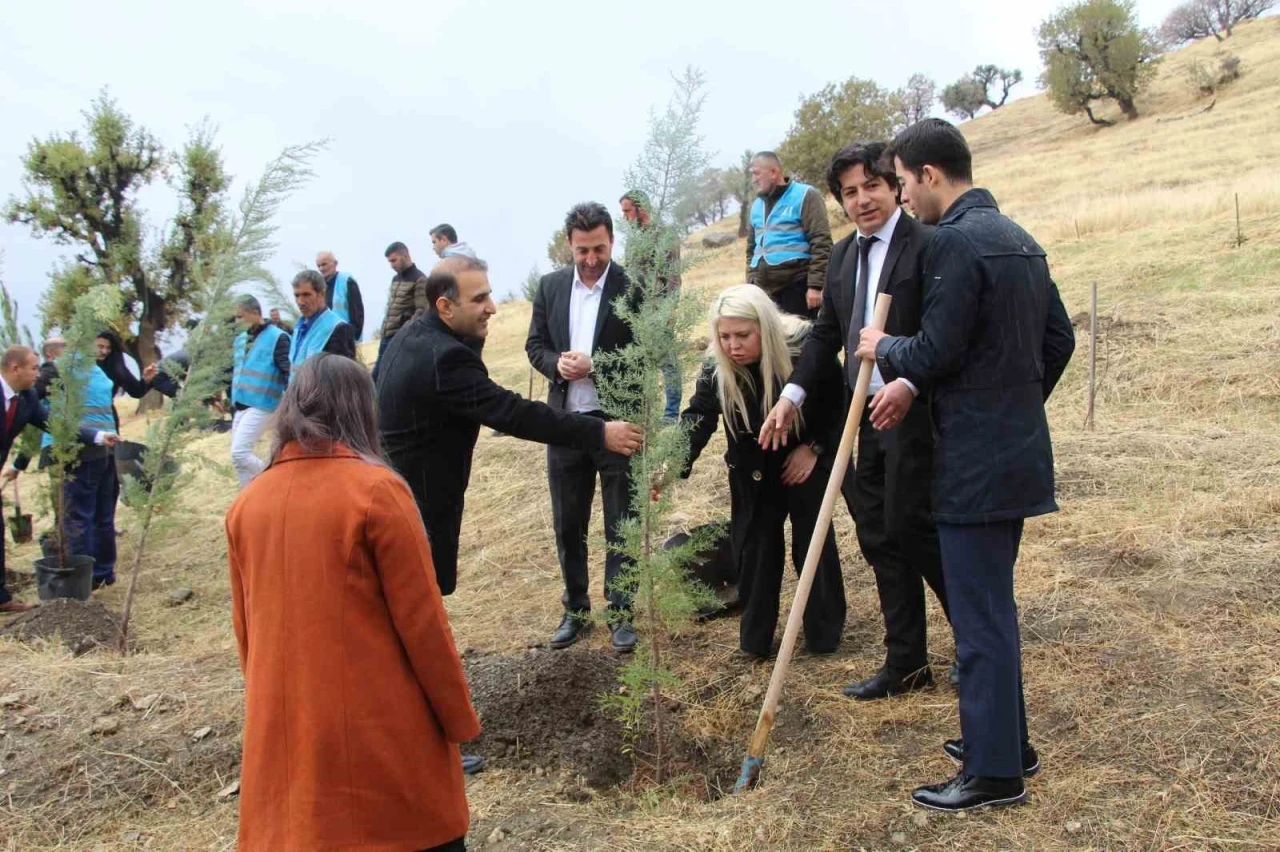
[225,443,481,852]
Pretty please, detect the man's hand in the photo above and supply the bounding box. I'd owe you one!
[780,444,818,487]
[806,288,823,311]
[758,397,797,450]
[854,327,887,362]
[143,363,159,381]
[557,351,592,382]
[1,468,18,485]
[101,433,120,448]
[869,380,914,431]
[603,421,643,457]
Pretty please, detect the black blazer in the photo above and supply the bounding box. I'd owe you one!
[791,211,935,394]
[377,312,606,573]
[525,264,639,412]
[877,189,1075,524]
[3,388,95,467]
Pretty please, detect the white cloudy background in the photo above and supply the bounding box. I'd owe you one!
[0,0,1180,342]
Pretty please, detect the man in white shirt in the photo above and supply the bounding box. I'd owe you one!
[760,141,953,700]
[525,203,640,653]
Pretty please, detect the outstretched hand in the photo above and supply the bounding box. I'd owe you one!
[758,397,797,451]
[603,421,643,457]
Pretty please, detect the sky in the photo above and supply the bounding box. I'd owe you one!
[0,0,1181,345]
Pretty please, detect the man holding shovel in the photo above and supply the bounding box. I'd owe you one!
[761,140,953,701]
[856,119,1075,812]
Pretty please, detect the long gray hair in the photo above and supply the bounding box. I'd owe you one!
[268,354,386,468]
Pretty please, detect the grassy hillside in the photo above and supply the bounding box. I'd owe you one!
[3,17,1279,850]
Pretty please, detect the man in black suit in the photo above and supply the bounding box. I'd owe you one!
[525,202,641,652]
[857,119,1074,812]
[761,140,952,700]
[0,345,95,612]
[377,255,642,599]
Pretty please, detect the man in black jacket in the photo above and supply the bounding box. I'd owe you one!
[762,140,952,701]
[377,255,642,599]
[525,202,642,652]
[856,119,1075,812]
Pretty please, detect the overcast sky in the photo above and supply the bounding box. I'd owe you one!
[1,0,1180,344]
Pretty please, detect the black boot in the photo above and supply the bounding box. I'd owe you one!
[549,612,592,650]
[911,771,1026,812]
[942,738,1041,777]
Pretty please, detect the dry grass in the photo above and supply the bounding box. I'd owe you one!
[4,18,1280,850]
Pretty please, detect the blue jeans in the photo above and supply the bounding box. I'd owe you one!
[63,455,119,583]
[662,360,682,421]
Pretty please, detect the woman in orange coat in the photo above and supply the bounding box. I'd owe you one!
[226,354,481,852]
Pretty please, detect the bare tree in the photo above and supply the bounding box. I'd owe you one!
[1161,0,1274,44]
[892,74,937,126]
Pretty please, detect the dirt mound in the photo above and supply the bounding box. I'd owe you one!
[465,647,628,787]
[1,599,122,654]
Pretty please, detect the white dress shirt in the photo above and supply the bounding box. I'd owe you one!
[782,208,916,407]
[1,376,15,412]
[565,263,610,414]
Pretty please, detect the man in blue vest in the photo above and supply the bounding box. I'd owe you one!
[229,295,291,487]
[745,151,832,318]
[289,270,358,377]
[315,251,364,341]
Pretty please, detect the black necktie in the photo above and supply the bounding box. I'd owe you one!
[847,234,878,387]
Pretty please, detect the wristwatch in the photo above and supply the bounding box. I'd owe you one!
[806,440,825,456]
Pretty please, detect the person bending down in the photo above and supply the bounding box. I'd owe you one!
[675,284,848,659]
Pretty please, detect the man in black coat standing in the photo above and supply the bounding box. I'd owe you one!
[762,140,952,701]
[525,202,642,653]
[856,119,1075,812]
[377,255,642,599]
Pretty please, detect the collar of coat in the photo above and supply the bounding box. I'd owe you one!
[272,441,362,465]
[940,187,999,225]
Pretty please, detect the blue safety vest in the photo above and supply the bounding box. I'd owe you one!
[41,361,117,450]
[330,271,357,337]
[288,308,341,381]
[749,180,814,268]
[232,325,289,412]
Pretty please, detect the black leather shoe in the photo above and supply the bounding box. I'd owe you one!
[911,771,1027,812]
[91,575,116,591]
[461,754,486,775]
[549,613,592,649]
[949,662,960,687]
[943,738,1041,777]
[842,666,934,700]
[610,622,638,653]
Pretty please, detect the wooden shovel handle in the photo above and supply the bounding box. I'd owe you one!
[745,292,892,760]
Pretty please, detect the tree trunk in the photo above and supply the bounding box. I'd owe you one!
[737,201,749,238]
[1083,104,1115,127]
[133,296,167,413]
[1117,95,1140,120]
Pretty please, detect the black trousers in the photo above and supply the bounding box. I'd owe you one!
[547,426,633,614]
[731,456,847,657]
[844,403,949,677]
[938,519,1027,778]
[422,498,465,596]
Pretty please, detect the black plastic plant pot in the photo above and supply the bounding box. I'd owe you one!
[34,554,95,602]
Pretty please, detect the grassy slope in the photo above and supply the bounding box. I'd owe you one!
[3,18,1280,850]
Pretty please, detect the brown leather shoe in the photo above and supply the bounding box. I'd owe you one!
[0,600,35,614]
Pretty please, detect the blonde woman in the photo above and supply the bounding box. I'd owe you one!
[679,284,849,658]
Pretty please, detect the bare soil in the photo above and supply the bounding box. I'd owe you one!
[1,598,124,655]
